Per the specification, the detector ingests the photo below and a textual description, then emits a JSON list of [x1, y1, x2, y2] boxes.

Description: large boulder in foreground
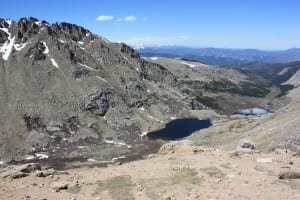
[[0, 163, 41, 179], [232, 139, 259, 156], [238, 139, 256, 149]]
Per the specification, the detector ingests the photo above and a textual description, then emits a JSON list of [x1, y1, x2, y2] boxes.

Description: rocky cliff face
[[0, 17, 188, 163]]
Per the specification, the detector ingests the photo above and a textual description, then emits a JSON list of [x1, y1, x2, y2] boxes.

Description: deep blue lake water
[[147, 118, 212, 140]]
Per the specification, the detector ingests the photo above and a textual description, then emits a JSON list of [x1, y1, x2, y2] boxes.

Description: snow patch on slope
[[50, 58, 59, 68], [0, 36, 15, 60], [14, 43, 27, 51], [58, 39, 65, 44], [96, 76, 107, 83], [0, 27, 9, 35], [42, 41, 49, 54], [78, 63, 96, 71], [181, 61, 196, 68], [34, 21, 42, 26], [0, 26, 16, 60]]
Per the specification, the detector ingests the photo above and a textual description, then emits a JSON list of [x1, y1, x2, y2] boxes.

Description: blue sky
[[1, 0, 300, 50]]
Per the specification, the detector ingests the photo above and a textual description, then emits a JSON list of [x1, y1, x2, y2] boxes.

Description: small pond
[[147, 118, 212, 140], [234, 107, 270, 116]]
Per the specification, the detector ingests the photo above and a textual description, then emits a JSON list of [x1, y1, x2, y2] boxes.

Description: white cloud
[[97, 15, 145, 23], [124, 16, 136, 22], [97, 15, 114, 21]]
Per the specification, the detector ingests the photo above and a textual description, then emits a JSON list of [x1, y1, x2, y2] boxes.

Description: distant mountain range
[[139, 46, 300, 65]]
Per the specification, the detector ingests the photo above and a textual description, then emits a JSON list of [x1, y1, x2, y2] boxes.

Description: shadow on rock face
[[147, 118, 212, 140]]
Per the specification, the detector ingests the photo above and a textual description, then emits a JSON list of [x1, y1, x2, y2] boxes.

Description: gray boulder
[[50, 182, 69, 192], [279, 170, 300, 179], [0, 163, 41, 179], [238, 139, 256, 149], [35, 168, 56, 177], [232, 139, 258, 156]]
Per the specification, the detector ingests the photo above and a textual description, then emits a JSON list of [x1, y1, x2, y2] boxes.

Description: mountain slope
[[0, 17, 186, 163]]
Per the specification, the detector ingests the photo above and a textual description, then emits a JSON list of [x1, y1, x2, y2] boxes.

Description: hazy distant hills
[[139, 46, 300, 65]]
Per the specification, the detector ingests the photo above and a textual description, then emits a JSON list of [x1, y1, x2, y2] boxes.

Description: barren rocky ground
[[0, 141, 299, 200]]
